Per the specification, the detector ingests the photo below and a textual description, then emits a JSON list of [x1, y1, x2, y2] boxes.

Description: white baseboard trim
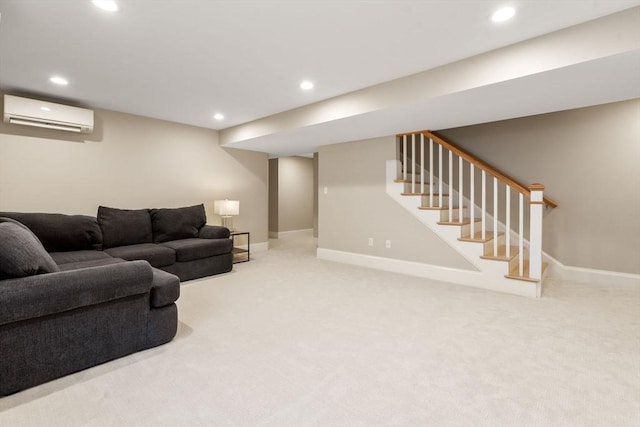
[[270, 229, 313, 238], [316, 248, 639, 296], [317, 247, 479, 281], [316, 248, 542, 298], [543, 252, 640, 287]]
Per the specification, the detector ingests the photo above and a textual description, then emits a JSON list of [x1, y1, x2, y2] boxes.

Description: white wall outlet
[[368, 237, 374, 247], [385, 240, 391, 249]]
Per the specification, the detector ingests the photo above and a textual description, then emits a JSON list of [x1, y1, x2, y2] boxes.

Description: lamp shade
[[214, 200, 239, 216]]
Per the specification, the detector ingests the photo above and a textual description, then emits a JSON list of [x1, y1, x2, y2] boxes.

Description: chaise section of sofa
[[0, 261, 175, 396], [0, 217, 180, 396]]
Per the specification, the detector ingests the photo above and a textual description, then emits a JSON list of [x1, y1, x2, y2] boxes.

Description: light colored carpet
[[1, 231, 639, 427]]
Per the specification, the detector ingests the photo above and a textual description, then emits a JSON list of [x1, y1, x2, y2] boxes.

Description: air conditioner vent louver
[[3, 95, 94, 134]]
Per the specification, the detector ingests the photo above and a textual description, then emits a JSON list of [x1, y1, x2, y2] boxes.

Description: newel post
[[528, 183, 545, 280]]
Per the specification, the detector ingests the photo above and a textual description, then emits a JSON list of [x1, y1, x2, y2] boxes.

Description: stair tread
[[394, 179, 430, 183], [481, 245, 519, 261], [401, 192, 446, 196], [419, 205, 464, 211], [505, 261, 548, 282], [458, 231, 503, 242], [437, 217, 480, 226], [504, 273, 539, 283]]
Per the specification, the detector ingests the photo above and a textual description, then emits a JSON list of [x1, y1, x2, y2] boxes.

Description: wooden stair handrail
[[397, 130, 558, 208]]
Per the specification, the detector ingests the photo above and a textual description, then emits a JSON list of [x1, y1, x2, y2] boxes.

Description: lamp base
[[221, 216, 234, 231]]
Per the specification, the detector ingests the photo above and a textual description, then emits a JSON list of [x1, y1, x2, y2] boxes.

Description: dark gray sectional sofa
[[0, 204, 233, 396], [4, 204, 233, 282]]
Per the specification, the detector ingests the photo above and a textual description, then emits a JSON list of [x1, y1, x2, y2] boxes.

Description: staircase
[[387, 130, 557, 298]]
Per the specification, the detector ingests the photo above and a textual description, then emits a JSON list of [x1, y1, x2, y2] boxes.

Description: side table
[[230, 231, 250, 263]]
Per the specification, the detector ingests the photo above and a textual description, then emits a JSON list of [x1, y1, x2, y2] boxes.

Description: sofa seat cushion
[[150, 204, 207, 243], [150, 268, 180, 308], [0, 219, 60, 279], [159, 238, 232, 262], [105, 244, 175, 268], [57, 257, 127, 272], [98, 206, 153, 249], [50, 250, 113, 266]]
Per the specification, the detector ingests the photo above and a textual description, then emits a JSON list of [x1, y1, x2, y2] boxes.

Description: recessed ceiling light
[[92, 0, 119, 12], [491, 6, 515, 23], [300, 80, 314, 90], [49, 76, 69, 85], [213, 113, 224, 120]]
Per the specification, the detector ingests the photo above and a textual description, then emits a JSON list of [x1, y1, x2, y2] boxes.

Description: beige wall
[[439, 99, 640, 274], [313, 153, 319, 238], [275, 156, 314, 232], [318, 136, 474, 269], [268, 156, 315, 234], [0, 98, 269, 243], [268, 158, 279, 233]]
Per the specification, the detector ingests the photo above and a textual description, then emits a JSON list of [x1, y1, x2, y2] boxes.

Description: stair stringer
[[387, 160, 541, 298]]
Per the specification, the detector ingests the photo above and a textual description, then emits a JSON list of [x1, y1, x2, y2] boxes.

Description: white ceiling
[[1, 0, 639, 155]]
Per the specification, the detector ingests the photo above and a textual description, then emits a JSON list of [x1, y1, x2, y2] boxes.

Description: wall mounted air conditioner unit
[[3, 94, 94, 134]]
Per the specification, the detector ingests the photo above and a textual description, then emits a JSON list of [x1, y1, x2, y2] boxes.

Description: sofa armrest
[[199, 224, 230, 239], [0, 260, 153, 326], [150, 268, 180, 308]]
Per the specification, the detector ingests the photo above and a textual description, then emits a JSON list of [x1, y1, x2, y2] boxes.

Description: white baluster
[[448, 149, 453, 221], [429, 138, 434, 208], [528, 183, 545, 280], [438, 144, 443, 209], [493, 177, 498, 256], [458, 156, 463, 223], [420, 134, 425, 194], [481, 170, 486, 240], [411, 134, 416, 194], [470, 163, 475, 238], [519, 193, 524, 276], [505, 186, 511, 258], [403, 135, 407, 181]]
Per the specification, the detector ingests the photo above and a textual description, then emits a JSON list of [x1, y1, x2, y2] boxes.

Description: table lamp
[[214, 199, 239, 231]]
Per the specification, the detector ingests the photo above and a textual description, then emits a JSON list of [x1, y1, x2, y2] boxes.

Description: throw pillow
[[150, 204, 207, 243], [97, 206, 153, 249], [0, 219, 60, 280]]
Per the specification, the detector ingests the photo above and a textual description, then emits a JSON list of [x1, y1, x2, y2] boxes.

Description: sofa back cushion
[[150, 204, 206, 243], [0, 218, 60, 279], [97, 206, 153, 249], [0, 212, 103, 252]]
